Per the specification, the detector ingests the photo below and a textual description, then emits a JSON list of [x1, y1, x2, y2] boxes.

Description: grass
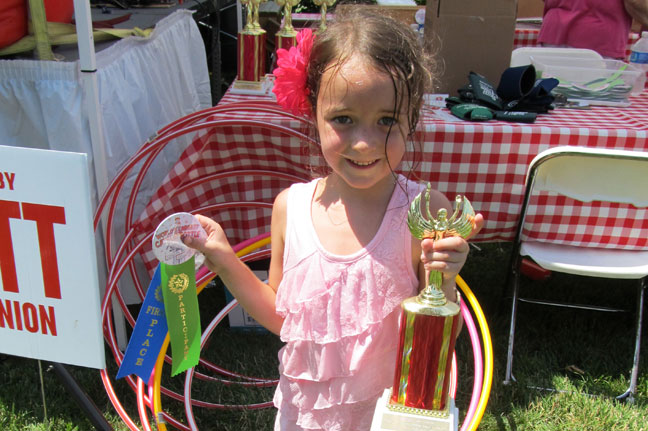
[[1, 243, 647, 430]]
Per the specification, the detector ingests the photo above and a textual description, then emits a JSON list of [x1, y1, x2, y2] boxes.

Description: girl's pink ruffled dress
[[274, 176, 424, 430]]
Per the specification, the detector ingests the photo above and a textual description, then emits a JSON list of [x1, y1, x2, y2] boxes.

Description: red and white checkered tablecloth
[[416, 95, 648, 249], [513, 28, 542, 49], [131, 90, 648, 273]]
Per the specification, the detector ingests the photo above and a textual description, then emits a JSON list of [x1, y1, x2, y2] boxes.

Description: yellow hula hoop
[[152, 236, 271, 430], [152, 335, 169, 431], [456, 274, 494, 431]]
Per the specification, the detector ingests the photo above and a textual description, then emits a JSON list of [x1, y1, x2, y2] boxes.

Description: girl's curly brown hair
[[305, 8, 436, 137]]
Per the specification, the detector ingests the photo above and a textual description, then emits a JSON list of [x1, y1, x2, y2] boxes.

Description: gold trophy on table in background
[[233, 0, 272, 94], [371, 184, 476, 431]]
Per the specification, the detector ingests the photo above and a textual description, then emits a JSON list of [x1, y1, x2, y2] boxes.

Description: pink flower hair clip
[[272, 28, 315, 118]]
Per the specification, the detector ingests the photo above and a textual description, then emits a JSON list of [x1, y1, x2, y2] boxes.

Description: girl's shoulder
[[275, 179, 318, 202], [273, 179, 319, 221], [282, 178, 318, 204], [272, 187, 290, 218], [399, 176, 425, 197]]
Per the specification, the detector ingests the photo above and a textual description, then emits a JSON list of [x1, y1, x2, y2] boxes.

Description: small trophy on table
[[233, 0, 273, 94], [371, 184, 476, 431]]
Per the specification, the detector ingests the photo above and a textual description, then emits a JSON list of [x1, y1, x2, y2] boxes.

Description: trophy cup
[[233, 0, 273, 94], [371, 184, 476, 431]]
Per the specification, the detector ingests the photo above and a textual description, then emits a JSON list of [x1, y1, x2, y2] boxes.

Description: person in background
[[538, 0, 648, 59]]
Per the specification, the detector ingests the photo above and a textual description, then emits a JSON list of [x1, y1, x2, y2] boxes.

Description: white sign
[[0, 145, 105, 369]]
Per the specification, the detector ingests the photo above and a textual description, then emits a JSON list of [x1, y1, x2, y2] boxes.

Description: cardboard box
[[423, 0, 517, 94], [517, 0, 544, 18]]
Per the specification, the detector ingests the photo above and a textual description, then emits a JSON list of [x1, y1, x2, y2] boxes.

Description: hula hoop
[[457, 275, 494, 431], [459, 299, 483, 431]]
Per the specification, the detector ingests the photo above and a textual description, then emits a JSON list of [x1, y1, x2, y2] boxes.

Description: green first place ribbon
[[160, 256, 201, 376]]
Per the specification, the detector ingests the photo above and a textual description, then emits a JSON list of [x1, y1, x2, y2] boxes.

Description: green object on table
[[450, 103, 493, 121]]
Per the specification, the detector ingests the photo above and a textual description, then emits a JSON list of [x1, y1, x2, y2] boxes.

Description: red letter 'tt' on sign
[[0, 200, 66, 299]]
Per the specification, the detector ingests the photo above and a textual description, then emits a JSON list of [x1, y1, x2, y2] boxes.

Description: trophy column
[[371, 185, 476, 431], [233, 0, 271, 93]]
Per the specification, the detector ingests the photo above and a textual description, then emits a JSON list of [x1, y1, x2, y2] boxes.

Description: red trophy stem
[[391, 309, 459, 411], [237, 32, 266, 82]]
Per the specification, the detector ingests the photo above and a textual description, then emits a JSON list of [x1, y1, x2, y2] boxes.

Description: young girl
[[183, 9, 483, 431]]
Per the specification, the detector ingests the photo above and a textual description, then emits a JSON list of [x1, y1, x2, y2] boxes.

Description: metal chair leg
[[504, 259, 522, 385], [616, 277, 646, 403]]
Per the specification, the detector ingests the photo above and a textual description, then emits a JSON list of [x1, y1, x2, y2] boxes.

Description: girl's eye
[[332, 116, 352, 125], [379, 117, 398, 126]]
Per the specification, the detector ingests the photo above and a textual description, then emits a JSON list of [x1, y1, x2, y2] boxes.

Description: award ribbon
[[151, 212, 206, 376], [160, 256, 201, 376], [116, 264, 167, 380]]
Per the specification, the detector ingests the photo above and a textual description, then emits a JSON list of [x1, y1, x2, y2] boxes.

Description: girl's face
[[315, 55, 408, 192]]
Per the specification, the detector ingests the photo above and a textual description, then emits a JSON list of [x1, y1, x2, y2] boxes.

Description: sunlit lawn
[[1, 243, 646, 430]]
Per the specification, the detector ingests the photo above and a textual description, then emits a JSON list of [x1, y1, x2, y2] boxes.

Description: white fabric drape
[[0, 10, 211, 207]]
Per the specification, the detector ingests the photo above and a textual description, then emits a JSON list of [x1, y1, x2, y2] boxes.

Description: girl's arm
[[267, 188, 288, 295], [181, 190, 289, 335]]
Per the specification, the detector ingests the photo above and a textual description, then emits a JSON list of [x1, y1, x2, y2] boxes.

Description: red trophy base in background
[[275, 33, 297, 51], [232, 31, 273, 95]]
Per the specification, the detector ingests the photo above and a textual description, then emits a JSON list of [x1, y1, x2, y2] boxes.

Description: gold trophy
[[233, 0, 272, 94], [275, 0, 299, 51], [371, 184, 475, 431]]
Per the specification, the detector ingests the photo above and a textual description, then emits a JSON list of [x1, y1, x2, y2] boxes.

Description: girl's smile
[[347, 159, 378, 167]]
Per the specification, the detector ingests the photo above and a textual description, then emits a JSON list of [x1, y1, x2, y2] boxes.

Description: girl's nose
[[351, 126, 381, 151]]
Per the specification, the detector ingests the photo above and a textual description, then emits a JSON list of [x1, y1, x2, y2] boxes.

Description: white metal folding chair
[[503, 146, 648, 402]]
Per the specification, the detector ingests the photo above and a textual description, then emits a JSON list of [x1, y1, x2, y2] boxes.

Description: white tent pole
[[73, 0, 108, 197], [73, 0, 128, 350]]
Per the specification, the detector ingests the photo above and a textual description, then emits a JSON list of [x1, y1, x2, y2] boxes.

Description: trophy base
[[230, 75, 275, 96], [370, 389, 458, 431]]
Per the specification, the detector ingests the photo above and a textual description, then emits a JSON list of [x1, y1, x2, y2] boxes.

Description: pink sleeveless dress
[[273, 175, 424, 431]]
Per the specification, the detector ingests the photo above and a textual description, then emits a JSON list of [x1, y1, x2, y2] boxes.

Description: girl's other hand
[[181, 214, 235, 274]]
